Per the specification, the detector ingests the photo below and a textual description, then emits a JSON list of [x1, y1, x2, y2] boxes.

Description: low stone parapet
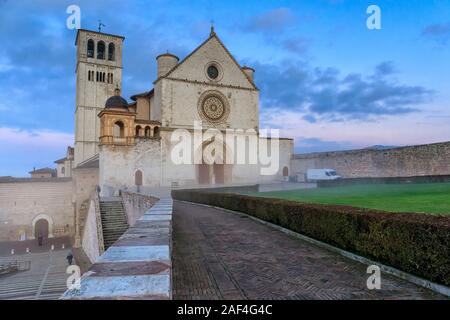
[[120, 191, 159, 226], [61, 197, 173, 300]]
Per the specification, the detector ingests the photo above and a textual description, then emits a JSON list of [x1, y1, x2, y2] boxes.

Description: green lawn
[[250, 183, 450, 215]]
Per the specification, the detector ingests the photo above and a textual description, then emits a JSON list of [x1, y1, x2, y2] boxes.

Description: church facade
[[0, 27, 294, 242], [74, 27, 293, 197]]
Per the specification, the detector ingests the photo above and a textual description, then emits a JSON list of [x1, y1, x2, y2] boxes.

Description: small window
[[97, 41, 105, 59], [108, 43, 115, 61], [88, 71, 91, 81], [207, 65, 219, 79], [61, 167, 65, 175], [87, 39, 94, 58], [135, 170, 143, 186]]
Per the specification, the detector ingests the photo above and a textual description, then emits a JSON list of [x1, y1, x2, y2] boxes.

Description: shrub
[[172, 189, 450, 286]]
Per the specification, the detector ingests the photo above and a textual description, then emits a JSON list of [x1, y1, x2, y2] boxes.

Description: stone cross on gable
[[98, 20, 106, 33]]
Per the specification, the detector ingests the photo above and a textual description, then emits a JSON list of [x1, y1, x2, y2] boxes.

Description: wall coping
[[61, 197, 173, 300]]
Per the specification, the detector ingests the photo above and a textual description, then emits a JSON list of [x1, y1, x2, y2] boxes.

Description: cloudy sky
[[0, 0, 449, 176]]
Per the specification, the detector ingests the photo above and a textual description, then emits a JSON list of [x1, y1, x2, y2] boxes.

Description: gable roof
[[130, 89, 154, 101], [29, 167, 56, 174], [54, 157, 67, 164], [75, 154, 99, 169], [153, 32, 258, 90]]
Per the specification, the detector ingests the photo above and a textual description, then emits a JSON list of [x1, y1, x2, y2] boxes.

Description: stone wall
[[0, 178, 74, 241], [100, 131, 294, 193], [120, 191, 159, 226], [81, 196, 102, 263], [99, 139, 162, 196], [292, 141, 450, 179]]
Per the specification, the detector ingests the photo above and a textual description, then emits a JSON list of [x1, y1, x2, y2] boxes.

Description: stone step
[[99, 200, 129, 250]]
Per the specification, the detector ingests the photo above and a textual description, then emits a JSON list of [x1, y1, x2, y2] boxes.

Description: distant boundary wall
[[292, 141, 450, 180], [317, 175, 450, 188], [0, 178, 74, 241]]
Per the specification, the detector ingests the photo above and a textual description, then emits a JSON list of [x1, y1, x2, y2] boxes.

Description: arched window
[[282, 166, 289, 177], [87, 39, 94, 58], [135, 170, 143, 186], [102, 72, 106, 82], [108, 43, 115, 61], [144, 126, 151, 137], [97, 41, 105, 59], [153, 126, 160, 138], [88, 70, 91, 81], [96, 71, 99, 82], [113, 121, 125, 138], [135, 126, 141, 137]]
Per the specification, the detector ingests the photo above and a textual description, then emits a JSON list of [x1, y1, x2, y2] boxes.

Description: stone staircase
[[99, 199, 129, 250], [0, 250, 69, 300]]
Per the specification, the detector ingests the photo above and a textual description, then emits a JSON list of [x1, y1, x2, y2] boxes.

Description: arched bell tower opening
[[114, 121, 124, 136]]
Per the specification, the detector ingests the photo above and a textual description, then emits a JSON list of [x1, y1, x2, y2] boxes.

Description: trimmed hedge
[[172, 189, 450, 286]]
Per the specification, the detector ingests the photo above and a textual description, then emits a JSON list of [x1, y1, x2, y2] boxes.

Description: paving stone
[[172, 201, 445, 300]]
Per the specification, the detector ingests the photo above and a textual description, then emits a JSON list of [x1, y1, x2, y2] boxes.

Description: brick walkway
[[172, 201, 445, 300]]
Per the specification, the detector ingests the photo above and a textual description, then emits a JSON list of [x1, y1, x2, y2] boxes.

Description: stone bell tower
[[74, 29, 125, 166]]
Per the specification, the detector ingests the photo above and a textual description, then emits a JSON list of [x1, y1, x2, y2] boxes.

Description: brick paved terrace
[[172, 201, 445, 300]]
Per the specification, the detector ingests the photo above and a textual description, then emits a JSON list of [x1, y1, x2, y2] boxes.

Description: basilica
[[0, 27, 293, 244], [74, 27, 293, 197]]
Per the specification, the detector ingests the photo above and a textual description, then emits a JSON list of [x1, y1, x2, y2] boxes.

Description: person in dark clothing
[[37, 233, 43, 246], [67, 251, 74, 265]]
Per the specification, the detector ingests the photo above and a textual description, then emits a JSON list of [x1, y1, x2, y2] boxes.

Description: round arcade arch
[[31, 213, 54, 239]]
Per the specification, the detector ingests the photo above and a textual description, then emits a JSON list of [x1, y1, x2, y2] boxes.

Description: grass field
[[250, 183, 450, 215]]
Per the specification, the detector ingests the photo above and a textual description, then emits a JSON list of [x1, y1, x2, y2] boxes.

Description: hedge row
[[172, 189, 450, 286]]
